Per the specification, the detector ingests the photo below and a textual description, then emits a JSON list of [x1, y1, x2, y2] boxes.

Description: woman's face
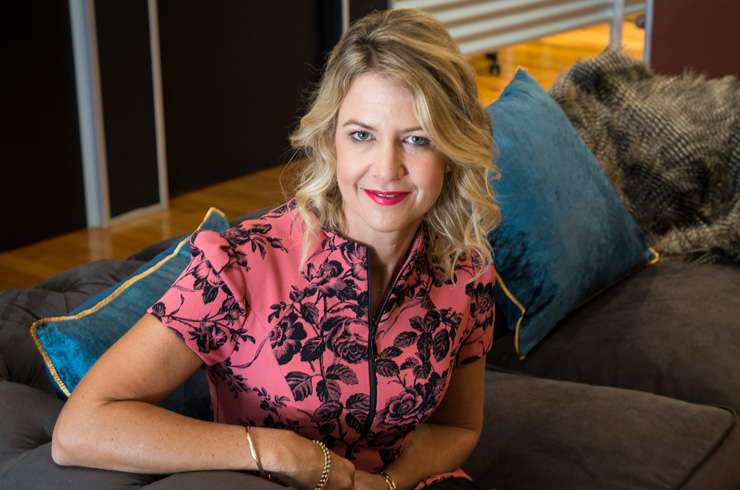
[[334, 72, 447, 242]]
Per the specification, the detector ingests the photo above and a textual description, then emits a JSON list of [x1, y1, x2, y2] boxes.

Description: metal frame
[[69, 0, 110, 228], [341, 0, 350, 33], [642, 0, 654, 65], [69, 0, 169, 229], [148, 0, 169, 211], [391, 0, 650, 61]]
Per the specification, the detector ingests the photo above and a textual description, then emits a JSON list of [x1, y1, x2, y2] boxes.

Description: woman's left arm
[[355, 357, 487, 490]]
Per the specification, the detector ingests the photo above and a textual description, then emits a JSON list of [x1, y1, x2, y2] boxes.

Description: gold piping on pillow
[[28, 207, 226, 397], [494, 270, 527, 360]]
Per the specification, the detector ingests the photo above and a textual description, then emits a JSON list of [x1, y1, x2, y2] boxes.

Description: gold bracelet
[[380, 470, 398, 490], [245, 426, 271, 480], [313, 440, 332, 490]]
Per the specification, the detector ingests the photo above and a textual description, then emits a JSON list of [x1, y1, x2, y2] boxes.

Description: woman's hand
[[270, 432, 356, 490], [324, 453, 357, 490], [352, 470, 388, 490]]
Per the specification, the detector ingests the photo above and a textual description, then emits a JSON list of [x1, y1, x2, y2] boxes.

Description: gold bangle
[[245, 426, 271, 480], [313, 440, 332, 490], [380, 470, 398, 490]]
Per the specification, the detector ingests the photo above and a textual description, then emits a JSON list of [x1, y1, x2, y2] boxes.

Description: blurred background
[[3, 0, 738, 289]]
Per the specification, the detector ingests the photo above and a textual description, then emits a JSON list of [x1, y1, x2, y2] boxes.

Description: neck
[[341, 219, 420, 320], [375, 234, 414, 270], [348, 225, 420, 323], [344, 222, 421, 275]]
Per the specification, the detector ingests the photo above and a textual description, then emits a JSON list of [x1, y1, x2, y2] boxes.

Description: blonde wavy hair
[[288, 8, 501, 281]]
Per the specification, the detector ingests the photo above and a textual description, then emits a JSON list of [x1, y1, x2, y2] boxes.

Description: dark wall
[[95, 0, 161, 217], [350, 1, 389, 24], [318, 0, 390, 68], [3, 2, 87, 252], [157, 1, 324, 197], [317, 0, 343, 69], [651, 0, 740, 79]]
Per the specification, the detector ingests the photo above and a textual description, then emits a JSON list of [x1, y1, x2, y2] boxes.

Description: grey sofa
[[1, 209, 739, 489]]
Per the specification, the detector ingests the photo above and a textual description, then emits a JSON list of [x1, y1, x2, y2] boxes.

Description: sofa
[[1, 206, 739, 489], [3, 54, 740, 488]]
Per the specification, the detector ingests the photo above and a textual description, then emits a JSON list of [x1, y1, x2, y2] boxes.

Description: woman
[[51, 8, 500, 490]]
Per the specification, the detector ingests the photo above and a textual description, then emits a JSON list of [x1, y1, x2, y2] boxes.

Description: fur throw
[[549, 49, 740, 263]]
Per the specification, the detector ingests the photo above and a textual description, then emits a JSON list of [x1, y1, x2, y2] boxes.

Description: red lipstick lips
[[364, 189, 409, 205]]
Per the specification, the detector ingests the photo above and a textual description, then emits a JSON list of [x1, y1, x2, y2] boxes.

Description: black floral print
[[147, 199, 495, 488]]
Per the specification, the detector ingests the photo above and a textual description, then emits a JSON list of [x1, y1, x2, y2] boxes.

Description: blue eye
[[405, 135, 430, 146], [350, 130, 371, 142]]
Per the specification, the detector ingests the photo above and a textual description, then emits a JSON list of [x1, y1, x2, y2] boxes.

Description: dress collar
[[286, 198, 429, 273], [320, 221, 428, 266]]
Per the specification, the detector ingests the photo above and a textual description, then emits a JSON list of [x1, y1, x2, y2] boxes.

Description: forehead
[[337, 72, 421, 126]]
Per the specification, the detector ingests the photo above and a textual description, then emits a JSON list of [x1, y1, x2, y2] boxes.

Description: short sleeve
[[455, 265, 496, 366], [147, 229, 249, 367]]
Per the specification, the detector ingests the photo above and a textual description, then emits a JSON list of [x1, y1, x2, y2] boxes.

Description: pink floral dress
[[147, 200, 495, 489]]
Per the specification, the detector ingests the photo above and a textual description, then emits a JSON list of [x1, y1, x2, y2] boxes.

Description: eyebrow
[[342, 119, 423, 133]]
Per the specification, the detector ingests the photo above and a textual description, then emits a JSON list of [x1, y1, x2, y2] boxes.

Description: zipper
[[362, 248, 412, 437], [363, 266, 379, 436]]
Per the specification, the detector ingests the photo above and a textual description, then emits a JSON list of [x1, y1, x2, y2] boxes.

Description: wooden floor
[[0, 17, 644, 290]]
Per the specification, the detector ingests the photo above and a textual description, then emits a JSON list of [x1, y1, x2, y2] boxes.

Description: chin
[[366, 221, 411, 234], [362, 209, 423, 235]]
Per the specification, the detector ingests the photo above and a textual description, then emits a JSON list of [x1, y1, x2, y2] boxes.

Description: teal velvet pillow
[[30, 208, 230, 420], [487, 69, 658, 358]]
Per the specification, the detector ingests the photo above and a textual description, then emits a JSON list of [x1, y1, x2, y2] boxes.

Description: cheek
[[335, 141, 368, 185], [334, 138, 351, 183], [414, 157, 446, 198]]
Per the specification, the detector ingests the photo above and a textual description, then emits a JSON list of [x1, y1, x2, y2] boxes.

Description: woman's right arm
[[51, 313, 355, 489]]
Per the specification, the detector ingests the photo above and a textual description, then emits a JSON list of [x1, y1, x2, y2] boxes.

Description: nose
[[371, 139, 406, 181]]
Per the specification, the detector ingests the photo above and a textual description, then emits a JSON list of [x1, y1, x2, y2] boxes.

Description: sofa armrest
[[465, 369, 740, 490], [3, 372, 740, 490], [0, 380, 286, 489]]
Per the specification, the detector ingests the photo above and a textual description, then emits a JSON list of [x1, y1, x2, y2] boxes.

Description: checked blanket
[[549, 49, 740, 263]]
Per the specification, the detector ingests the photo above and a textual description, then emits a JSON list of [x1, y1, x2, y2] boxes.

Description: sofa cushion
[[680, 414, 740, 490], [485, 68, 656, 357], [0, 380, 290, 489], [488, 258, 740, 412], [4, 369, 738, 490], [0, 260, 144, 392], [29, 208, 229, 420], [0, 381, 63, 463], [464, 369, 740, 490], [1, 445, 282, 490], [144, 471, 286, 489]]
